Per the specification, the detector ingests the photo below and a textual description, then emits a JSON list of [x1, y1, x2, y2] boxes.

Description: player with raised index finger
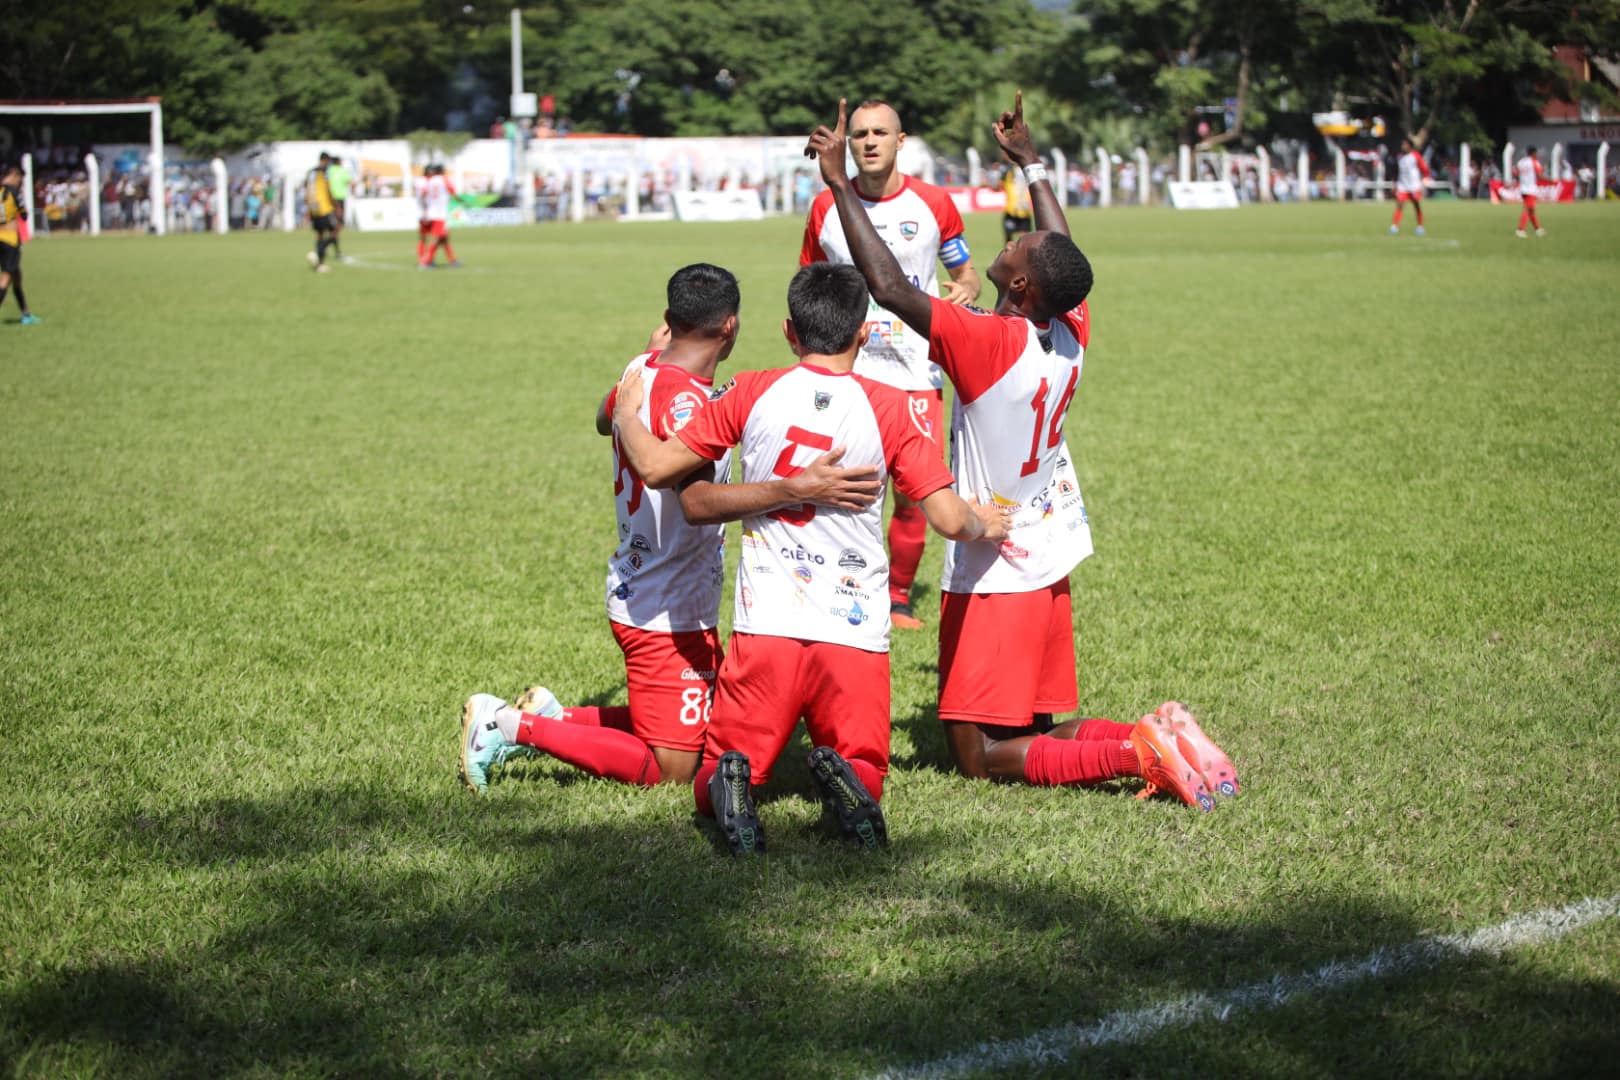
[[806, 93, 1239, 810]]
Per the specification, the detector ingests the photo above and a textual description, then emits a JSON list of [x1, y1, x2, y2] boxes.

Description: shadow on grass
[[3, 784, 1615, 1076]]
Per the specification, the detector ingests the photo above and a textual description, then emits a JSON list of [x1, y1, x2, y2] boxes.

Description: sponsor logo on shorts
[[829, 601, 868, 626], [680, 667, 716, 681], [814, 391, 832, 411], [793, 566, 813, 585], [838, 548, 867, 571], [781, 546, 825, 565]]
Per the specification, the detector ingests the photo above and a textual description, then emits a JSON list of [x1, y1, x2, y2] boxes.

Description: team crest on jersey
[[899, 220, 919, 240], [814, 391, 832, 411], [666, 391, 705, 432], [909, 396, 932, 438]]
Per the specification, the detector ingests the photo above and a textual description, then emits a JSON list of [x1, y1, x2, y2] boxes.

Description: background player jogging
[[1390, 137, 1430, 236], [807, 93, 1238, 811]]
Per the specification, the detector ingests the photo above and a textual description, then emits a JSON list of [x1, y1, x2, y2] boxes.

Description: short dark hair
[[666, 263, 740, 334], [787, 263, 869, 354], [1525, 145, 1538, 155], [1029, 233, 1093, 314]]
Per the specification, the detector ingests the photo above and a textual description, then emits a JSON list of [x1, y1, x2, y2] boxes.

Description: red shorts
[[420, 220, 448, 239], [938, 578, 1078, 726], [610, 621, 722, 753], [904, 389, 946, 458], [704, 631, 891, 784], [1521, 194, 1538, 210], [1396, 190, 1422, 203]]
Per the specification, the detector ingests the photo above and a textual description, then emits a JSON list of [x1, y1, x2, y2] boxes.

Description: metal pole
[[1598, 143, 1610, 200], [1502, 142, 1514, 188], [1050, 148, 1067, 207], [1298, 149, 1310, 201], [1135, 147, 1150, 205], [1094, 147, 1112, 208], [511, 8, 523, 98], [1257, 146, 1271, 202], [1334, 146, 1346, 200], [1177, 144, 1191, 183], [1459, 144, 1471, 198]]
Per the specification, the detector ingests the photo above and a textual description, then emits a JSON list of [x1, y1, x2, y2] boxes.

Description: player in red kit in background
[[417, 164, 460, 268], [801, 100, 982, 631], [459, 264, 881, 795], [1516, 146, 1547, 238], [1390, 137, 1430, 236], [613, 263, 1009, 855], [807, 93, 1240, 812]]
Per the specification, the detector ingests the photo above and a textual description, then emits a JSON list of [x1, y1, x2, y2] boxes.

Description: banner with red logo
[[1488, 180, 1576, 204], [941, 186, 1014, 214]]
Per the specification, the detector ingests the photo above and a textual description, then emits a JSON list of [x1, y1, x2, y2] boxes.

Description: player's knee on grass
[[943, 720, 1034, 782]]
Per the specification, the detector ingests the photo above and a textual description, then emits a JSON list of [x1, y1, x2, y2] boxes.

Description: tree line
[[3, 0, 1616, 156]]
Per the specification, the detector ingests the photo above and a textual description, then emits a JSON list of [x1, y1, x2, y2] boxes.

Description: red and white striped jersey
[[927, 296, 1094, 594], [800, 177, 969, 392], [676, 363, 954, 651], [604, 354, 731, 633], [1516, 156, 1544, 194], [1397, 151, 1429, 194]]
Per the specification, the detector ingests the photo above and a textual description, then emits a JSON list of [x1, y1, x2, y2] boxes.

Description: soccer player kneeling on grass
[[459, 264, 883, 795], [614, 263, 1010, 855], [807, 93, 1239, 811]]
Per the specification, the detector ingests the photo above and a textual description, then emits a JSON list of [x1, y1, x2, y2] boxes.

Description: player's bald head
[[850, 100, 902, 133]]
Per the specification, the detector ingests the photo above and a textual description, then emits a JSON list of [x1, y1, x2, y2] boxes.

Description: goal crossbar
[[0, 98, 166, 235]]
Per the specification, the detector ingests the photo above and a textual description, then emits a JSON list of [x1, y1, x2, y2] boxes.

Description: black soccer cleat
[[808, 747, 888, 850], [708, 751, 765, 856]]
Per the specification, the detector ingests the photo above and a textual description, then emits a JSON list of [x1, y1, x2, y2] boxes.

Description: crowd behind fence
[[15, 141, 1620, 235]]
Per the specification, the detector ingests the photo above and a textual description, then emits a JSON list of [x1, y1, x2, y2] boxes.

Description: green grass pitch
[[2, 200, 1618, 1076]]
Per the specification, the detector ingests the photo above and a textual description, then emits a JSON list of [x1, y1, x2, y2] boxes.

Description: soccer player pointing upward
[[806, 94, 1239, 810], [801, 100, 982, 631]]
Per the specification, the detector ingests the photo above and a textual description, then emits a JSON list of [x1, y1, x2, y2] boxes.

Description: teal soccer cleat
[[459, 693, 516, 794]]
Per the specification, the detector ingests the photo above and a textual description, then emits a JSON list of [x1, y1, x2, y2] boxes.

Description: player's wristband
[[1022, 163, 1049, 186]]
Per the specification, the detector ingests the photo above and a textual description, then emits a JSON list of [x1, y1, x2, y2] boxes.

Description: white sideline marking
[[869, 894, 1620, 1079]]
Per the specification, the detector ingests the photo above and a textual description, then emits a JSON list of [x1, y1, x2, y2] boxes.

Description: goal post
[[0, 98, 165, 235]]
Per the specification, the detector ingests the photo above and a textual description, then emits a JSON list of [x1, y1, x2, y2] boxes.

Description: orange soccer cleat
[[1156, 701, 1239, 798], [1130, 711, 1215, 812]]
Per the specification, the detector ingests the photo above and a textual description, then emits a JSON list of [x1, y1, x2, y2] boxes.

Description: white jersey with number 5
[[604, 354, 730, 633], [675, 363, 954, 651], [926, 296, 1094, 594]]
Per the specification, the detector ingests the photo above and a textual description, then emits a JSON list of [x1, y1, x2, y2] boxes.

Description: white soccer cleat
[[306, 250, 319, 267], [1515, 229, 1528, 239], [1388, 224, 1399, 235], [1535, 228, 1547, 237]]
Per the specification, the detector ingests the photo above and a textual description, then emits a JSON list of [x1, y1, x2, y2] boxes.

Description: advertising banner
[[1487, 180, 1577, 203]]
